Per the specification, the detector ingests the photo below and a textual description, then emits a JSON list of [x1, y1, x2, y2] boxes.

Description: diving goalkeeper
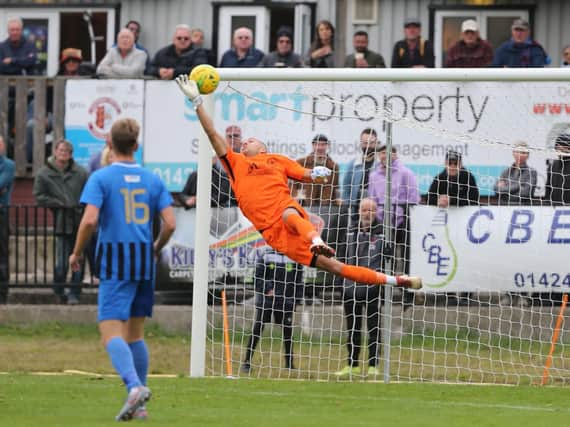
[[175, 75, 421, 290]]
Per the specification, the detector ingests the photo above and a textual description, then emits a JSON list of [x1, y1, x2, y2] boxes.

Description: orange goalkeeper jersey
[[219, 149, 307, 230]]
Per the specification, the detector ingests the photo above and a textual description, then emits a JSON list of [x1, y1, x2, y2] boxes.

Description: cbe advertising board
[[143, 80, 570, 193], [65, 80, 144, 168], [411, 206, 570, 293]]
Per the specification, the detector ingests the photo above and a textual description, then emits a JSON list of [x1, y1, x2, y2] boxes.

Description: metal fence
[[0, 205, 97, 301]]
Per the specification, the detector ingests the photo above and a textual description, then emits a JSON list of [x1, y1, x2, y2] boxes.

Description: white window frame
[[218, 6, 270, 64]]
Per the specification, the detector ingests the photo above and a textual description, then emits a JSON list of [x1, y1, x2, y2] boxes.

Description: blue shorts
[[98, 279, 154, 322]]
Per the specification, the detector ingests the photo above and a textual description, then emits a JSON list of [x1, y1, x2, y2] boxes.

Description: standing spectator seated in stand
[[97, 29, 147, 78], [241, 249, 303, 374], [391, 18, 434, 68], [121, 20, 150, 73], [180, 125, 242, 209], [291, 134, 341, 207], [33, 139, 88, 304], [0, 17, 37, 75], [445, 20, 494, 68], [343, 128, 380, 226], [305, 20, 336, 68], [562, 45, 570, 67], [258, 26, 303, 68], [220, 27, 264, 67], [147, 24, 209, 80], [0, 136, 15, 304], [335, 198, 384, 379], [427, 150, 480, 208], [544, 134, 570, 205], [494, 141, 537, 205], [492, 19, 550, 67], [190, 28, 216, 66], [344, 30, 385, 68], [57, 48, 94, 77]]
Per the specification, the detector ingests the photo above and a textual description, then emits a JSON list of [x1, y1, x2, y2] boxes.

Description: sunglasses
[[227, 134, 241, 138], [177, 36, 190, 41], [278, 39, 292, 44]]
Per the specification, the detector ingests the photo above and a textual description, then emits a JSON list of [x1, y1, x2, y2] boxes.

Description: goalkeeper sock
[[340, 265, 396, 285], [284, 214, 317, 241], [128, 340, 149, 386], [106, 336, 142, 392]]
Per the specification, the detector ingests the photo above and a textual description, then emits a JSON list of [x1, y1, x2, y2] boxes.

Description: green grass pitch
[[0, 374, 568, 426]]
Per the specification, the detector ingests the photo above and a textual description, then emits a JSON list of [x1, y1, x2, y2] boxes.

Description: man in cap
[[344, 30, 385, 68], [492, 18, 549, 67], [494, 142, 537, 205], [427, 150, 479, 208], [545, 134, 570, 205], [445, 19, 494, 68], [258, 26, 303, 68], [391, 18, 434, 68]]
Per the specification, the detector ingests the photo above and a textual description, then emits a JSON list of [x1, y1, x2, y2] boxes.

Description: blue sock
[[106, 336, 142, 391], [128, 340, 149, 386]]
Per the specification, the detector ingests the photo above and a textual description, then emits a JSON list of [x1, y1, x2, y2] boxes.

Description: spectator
[[494, 141, 537, 205], [344, 30, 386, 68], [343, 128, 380, 225], [492, 19, 550, 67], [306, 20, 336, 68], [33, 139, 88, 304], [180, 125, 242, 209], [368, 145, 420, 278], [544, 134, 570, 205], [219, 27, 264, 67], [258, 26, 303, 68], [391, 18, 434, 68], [88, 134, 113, 173], [57, 48, 94, 77], [562, 45, 570, 67], [96, 29, 147, 78], [241, 250, 303, 374], [0, 136, 15, 304], [190, 27, 216, 66], [0, 17, 37, 75], [445, 20, 493, 68], [335, 198, 383, 379], [124, 20, 149, 56], [291, 134, 340, 207], [148, 24, 209, 79], [190, 28, 205, 48], [427, 150, 479, 207]]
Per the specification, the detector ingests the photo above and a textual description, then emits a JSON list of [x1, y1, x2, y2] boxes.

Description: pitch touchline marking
[[225, 389, 568, 414]]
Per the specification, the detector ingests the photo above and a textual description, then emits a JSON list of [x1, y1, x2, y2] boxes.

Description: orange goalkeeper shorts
[[260, 203, 317, 267]]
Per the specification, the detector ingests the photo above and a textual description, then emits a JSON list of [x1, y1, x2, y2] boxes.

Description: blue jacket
[[492, 38, 550, 67], [342, 157, 378, 207], [0, 155, 15, 206], [220, 47, 264, 67], [0, 37, 37, 75]]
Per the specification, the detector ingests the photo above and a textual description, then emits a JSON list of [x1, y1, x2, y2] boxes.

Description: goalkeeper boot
[[310, 238, 335, 258], [115, 386, 152, 422], [334, 365, 361, 378], [396, 275, 423, 290], [241, 361, 251, 374]]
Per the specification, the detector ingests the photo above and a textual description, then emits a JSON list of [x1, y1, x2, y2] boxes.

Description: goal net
[[173, 69, 570, 385]]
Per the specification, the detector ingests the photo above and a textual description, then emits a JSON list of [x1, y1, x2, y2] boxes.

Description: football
[[189, 64, 220, 95]]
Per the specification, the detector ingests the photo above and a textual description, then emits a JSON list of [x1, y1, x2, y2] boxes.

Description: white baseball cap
[[461, 19, 479, 33]]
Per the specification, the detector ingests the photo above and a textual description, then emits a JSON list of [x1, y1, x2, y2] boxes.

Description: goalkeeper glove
[[175, 74, 203, 107], [311, 166, 332, 183]]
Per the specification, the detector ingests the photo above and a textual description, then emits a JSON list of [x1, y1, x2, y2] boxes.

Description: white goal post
[[188, 68, 570, 384]]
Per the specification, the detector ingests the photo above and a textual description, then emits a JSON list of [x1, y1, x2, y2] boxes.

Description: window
[[352, 0, 378, 25]]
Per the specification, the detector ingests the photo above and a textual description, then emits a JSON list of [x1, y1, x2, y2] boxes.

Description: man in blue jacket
[[0, 17, 37, 75], [492, 19, 550, 67]]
